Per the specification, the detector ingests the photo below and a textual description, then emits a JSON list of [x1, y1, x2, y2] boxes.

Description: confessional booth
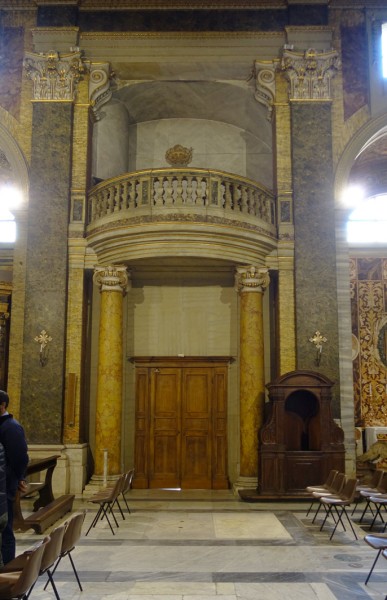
[[259, 370, 345, 497]]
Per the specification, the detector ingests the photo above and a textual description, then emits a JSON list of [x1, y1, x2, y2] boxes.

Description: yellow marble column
[[236, 265, 269, 487], [93, 266, 129, 477]]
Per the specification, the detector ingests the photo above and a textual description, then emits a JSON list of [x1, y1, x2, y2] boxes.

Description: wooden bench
[[22, 493, 75, 534], [13, 455, 75, 533]]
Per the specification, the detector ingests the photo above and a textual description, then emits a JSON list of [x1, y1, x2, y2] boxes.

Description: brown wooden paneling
[[149, 368, 181, 488]]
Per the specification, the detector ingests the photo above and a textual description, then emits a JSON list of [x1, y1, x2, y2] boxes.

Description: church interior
[[0, 0, 387, 597]]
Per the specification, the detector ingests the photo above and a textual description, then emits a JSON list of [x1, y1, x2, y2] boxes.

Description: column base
[[232, 476, 258, 495], [82, 473, 119, 498]]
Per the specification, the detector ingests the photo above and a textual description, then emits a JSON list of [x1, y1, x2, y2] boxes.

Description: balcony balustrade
[[88, 168, 276, 229]]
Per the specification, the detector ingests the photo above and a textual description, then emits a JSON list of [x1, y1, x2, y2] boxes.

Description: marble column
[[236, 266, 269, 488], [93, 266, 129, 478]]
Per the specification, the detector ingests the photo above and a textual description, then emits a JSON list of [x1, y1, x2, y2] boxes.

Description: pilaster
[[281, 47, 341, 413], [19, 49, 85, 443]]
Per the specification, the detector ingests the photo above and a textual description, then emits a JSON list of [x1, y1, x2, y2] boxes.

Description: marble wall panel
[[20, 103, 73, 444], [291, 102, 340, 413]]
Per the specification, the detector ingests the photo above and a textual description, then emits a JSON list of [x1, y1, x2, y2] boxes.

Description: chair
[[366, 494, 387, 531], [351, 469, 383, 515], [319, 478, 359, 540], [121, 468, 135, 514], [305, 470, 338, 517], [86, 474, 126, 536], [308, 472, 346, 524], [0, 536, 49, 600], [44, 511, 86, 593], [364, 532, 387, 585], [1, 524, 66, 600], [358, 471, 387, 524]]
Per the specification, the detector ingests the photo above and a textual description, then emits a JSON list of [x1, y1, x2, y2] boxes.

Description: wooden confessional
[[259, 370, 345, 497]]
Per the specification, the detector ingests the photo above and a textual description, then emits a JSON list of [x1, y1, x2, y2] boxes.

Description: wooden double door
[[134, 357, 229, 489]]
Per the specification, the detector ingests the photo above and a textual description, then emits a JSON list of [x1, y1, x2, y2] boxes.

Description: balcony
[[86, 168, 278, 264]]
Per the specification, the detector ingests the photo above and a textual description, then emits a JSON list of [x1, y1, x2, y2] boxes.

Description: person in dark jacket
[[0, 391, 28, 564], [0, 441, 7, 567]]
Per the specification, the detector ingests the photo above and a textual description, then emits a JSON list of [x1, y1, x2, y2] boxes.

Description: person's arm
[[1, 422, 29, 480]]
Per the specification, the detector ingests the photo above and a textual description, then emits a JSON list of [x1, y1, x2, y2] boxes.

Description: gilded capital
[[24, 50, 86, 101], [236, 265, 270, 293], [89, 62, 113, 120], [93, 265, 130, 294], [280, 48, 340, 101]]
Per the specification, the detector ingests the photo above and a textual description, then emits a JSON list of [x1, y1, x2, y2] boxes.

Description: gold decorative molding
[[93, 265, 130, 294], [165, 144, 193, 167], [89, 62, 113, 120], [235, 265, 270, 293], [24, 50, 86, 102], [281, 47, 340, 101]]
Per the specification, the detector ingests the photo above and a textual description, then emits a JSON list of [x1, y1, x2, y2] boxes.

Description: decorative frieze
[[24, 50, 86, 102], [281, 48, 340, 101]]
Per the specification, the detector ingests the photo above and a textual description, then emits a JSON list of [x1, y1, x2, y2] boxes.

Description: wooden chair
[[319, 478, 359, 540], [44, 511, 86, 594], [0, 536, 49, 600], [86, 474, 126, 536]]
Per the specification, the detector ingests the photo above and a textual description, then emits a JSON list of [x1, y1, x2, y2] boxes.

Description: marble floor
[[13, 489, 387, 600]]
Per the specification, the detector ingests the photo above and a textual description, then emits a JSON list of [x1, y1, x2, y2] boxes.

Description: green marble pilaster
[[20, 102, 73, 443], [291, 103, 340, 412]]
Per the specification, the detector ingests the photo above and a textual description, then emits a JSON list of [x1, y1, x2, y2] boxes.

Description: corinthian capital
[[24, 50, 86, 101], [93, 265, 130, 294], [235, 266, 270, 293], [281, 48, 340, 101]]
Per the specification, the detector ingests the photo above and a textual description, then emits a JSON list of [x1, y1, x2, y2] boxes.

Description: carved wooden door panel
[[181, 368, 212, 489], [149, 368, 181, 488]]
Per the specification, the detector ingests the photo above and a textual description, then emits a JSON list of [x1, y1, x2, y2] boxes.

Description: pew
[[13, 455, 74, 534]]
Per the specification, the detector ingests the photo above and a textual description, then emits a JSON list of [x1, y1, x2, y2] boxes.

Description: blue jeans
[[1, 499, 14, 565]]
